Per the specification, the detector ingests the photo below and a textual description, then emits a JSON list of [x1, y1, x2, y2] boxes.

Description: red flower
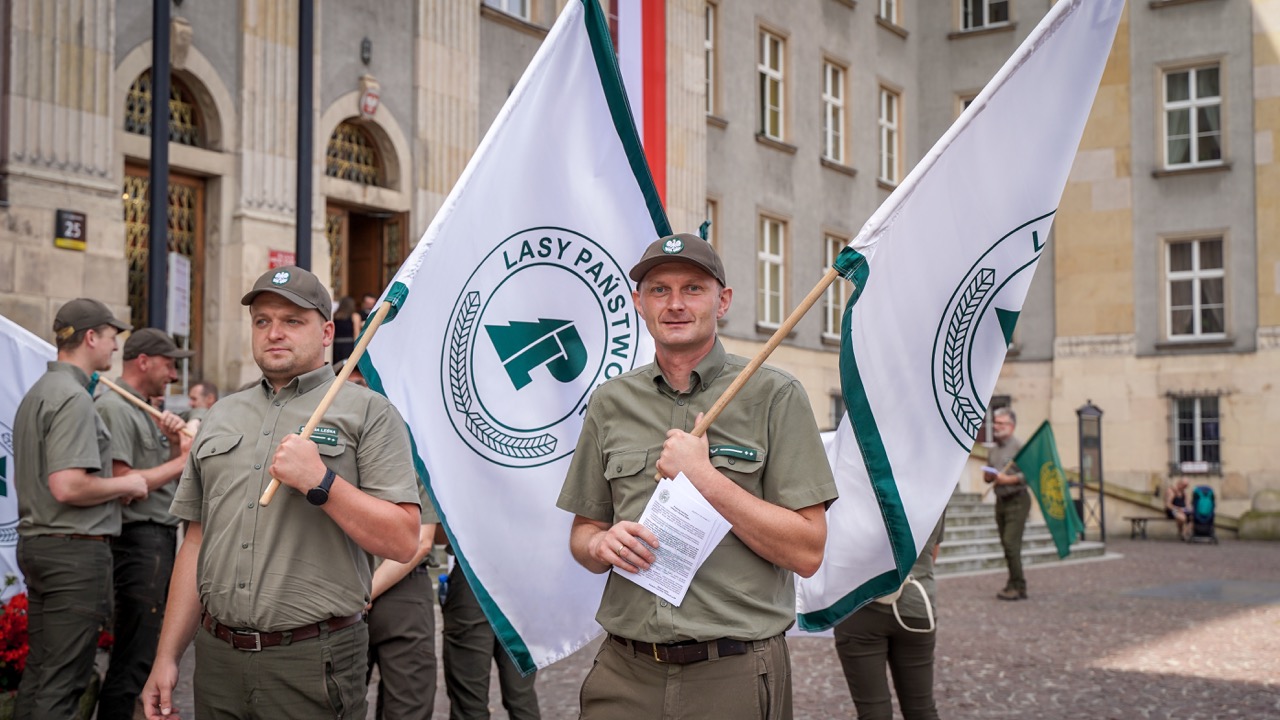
[[0, 591, 29, 692]]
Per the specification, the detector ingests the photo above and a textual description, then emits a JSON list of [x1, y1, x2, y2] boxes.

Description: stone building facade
[[2, 0, 1277, 521]]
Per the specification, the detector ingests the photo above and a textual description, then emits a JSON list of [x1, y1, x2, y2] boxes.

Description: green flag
[[1015, 421, 1084, 558]]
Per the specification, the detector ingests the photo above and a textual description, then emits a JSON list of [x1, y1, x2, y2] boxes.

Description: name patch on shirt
[[708, 445, 758, 462], [299, 425, 340, 446]]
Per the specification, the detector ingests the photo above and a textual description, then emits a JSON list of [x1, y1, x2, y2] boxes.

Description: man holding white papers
[[558, 234, 837, 720]]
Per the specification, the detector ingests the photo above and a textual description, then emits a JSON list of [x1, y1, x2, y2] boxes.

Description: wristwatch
[[307, 467, 337, 506]]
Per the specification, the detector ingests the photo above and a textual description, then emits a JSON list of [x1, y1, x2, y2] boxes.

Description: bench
[[1124, 515, 1176, 540]]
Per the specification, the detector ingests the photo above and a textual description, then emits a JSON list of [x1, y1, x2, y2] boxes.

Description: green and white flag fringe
[[0, 314, 56, 599], [360, 0, 667, 672], [798, 0, 1124, 630]]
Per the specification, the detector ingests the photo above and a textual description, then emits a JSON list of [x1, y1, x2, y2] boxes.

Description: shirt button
[[274, 401, 281, 407], [616, 465, 622, 472], [677, 399, 685, 406], [238, 582, 245, 588], [241, 543, 249, 549], [263, 430, 270, 435], [248, 502, 255, 509], [728, 458, 736, 465], [660, 601, 668, 607], [254, 464, 261, 470]]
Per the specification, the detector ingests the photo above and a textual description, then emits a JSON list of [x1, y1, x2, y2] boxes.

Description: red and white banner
[[614, 0, 665, 202]]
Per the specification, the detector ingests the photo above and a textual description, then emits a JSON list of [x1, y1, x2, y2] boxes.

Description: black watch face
[[307, 487, 328, 505]]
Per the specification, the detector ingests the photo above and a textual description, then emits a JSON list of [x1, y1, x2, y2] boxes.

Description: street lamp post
[[1077, 400, 1105, 542]]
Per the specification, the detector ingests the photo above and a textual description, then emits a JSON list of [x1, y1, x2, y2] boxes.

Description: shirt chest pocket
[[195, 434, 243, 499], [315, 441, 357, 486], [710, 446, 765, 495], [604, 450, 649, 519]]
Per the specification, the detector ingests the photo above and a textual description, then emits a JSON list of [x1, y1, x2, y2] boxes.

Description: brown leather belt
[[201, 611, 364, 652], [610, 633, 749, 664], [44, 533, 109, 542]]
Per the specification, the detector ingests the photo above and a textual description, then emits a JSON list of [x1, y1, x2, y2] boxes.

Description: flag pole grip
[[98, 376, 196, 438], [657, 268, 842, 480], [259, 300, 394, 506]]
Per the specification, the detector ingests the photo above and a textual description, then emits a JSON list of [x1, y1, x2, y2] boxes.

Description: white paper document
[[612, 472, 732, 606]]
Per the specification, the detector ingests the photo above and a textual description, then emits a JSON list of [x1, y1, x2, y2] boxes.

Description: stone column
[[413, 1, 480, 240], [663, 0, 706, 236], [1, 0, 124, 337]]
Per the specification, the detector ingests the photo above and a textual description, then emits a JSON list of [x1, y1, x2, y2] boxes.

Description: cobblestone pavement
[[164, 539, 1279, 719]]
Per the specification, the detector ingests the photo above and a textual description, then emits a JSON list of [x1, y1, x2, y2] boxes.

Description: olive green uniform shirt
[[558, 340, 838, 643], [95, 377, 180, 526], [372, 483, 438, 572], [988, 436, 1026, 500], [15, 362, 120, 537], [170, 365, 419, 631]]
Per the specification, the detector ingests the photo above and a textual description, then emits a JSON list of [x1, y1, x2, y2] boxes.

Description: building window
[[823, 235, 848, 339], [326, 121, 383, 187], [1166, 237, 1225, 339], [1172, 396, 1220, 474], [1163, 64, 1222, 169], [878, 87, 900, 184], [758, 30, 785, 140], [758, 217, 786, 327], [961, 0, 1009, 30], [484, 0, 529, 21], [124, 70, 204, 147], [879, 0, 898, 25], [705, 3, 717, 115], [822, 62, 846, 164]]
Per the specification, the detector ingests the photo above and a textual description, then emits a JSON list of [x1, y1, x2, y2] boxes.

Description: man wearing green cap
[[558, 234, 838, 720], [95, 328, 194, 720], [14, 299, 149, 720], [142, 265, 421, 720]]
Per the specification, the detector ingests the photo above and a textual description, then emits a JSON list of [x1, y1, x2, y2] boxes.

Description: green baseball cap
[[123, 328, 195, 361], [53, 298, 132, 341], [628, 233, 727, 287], [240, 265, 333, 321]]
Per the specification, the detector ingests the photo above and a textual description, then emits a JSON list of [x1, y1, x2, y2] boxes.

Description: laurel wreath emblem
[[448, 291, 557, 459], [943, 269, 994, 440]]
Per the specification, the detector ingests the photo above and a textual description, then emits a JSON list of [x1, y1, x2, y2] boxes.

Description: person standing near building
[[95, 328, 194, 720], [557, 234, 838, 719], [440, 545, 541, 720], [985, 406, 1029, 600], [140, 266, 421, 719], [834, 515, 946, 720], [13, 299, 149, 719], [184, 380, 218, 422]]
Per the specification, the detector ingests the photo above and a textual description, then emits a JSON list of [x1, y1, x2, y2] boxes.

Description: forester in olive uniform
[[985, 406, 1029, 601], [14, 299, 149, 720], [141, 266, 421, 720], [95, 328, 194, 720], [558, 234, 838, 720]]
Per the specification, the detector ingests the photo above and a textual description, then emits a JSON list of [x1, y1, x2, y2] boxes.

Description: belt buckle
[[232, 629, 263, 652]]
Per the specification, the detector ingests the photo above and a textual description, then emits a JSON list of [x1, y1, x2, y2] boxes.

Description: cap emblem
[[662, 238, 684, 254], [272, 271, 290, 285]]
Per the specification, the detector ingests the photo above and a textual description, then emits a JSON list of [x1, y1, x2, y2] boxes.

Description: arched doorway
[[323, 119, 406, 308], [121, 70, 211, 388]]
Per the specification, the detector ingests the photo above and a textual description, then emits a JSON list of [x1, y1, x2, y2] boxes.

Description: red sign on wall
[[268, 250, 296, 269]]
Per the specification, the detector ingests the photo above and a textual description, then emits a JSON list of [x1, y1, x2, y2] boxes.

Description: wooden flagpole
[[656, 267, 843, 479], [259, 299, 394, 506], [98, 376, 195, 438]]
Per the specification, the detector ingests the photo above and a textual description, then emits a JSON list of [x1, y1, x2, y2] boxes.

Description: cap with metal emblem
[[628, 233, 727, 287], [240, 265, 334, 321]]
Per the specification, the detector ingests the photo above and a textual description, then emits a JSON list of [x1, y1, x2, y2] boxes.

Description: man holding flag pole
[[558, 234, 838, 719]]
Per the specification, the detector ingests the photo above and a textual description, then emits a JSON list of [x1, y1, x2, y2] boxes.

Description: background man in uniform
[[95, 328, 194, 720], [339, 362, 443, 720], [440, 537, 541, 720], [985, 406, 1029, 600], [184, 380, 218, 422], [557, 234, 838, 720], [141, 266, 421, 719], [14, 299, 148, 719]]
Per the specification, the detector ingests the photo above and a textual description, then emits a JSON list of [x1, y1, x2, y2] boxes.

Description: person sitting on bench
[[1165, 478, 1193, 542]]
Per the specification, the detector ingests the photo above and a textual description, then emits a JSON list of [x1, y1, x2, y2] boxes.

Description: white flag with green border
[[0, 314, 57, 598], [360, 0, 667, 671], [798, 0, 1124, 629]]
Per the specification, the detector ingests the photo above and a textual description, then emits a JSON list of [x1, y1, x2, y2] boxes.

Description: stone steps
[[935, 491, 1107, 576]]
